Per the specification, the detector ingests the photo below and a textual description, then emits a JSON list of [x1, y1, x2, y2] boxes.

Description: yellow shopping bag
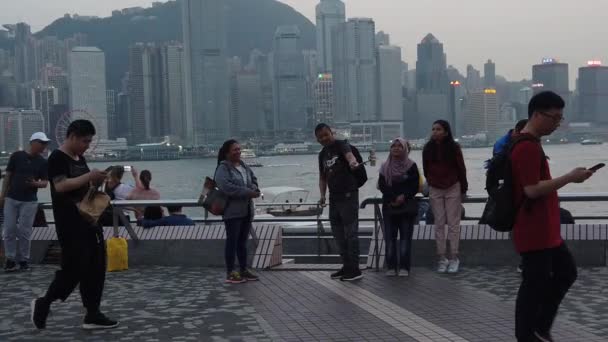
[[106, 237, 128, 272]]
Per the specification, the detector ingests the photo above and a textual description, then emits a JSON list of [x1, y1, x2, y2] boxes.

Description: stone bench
[[367, 224, 608, 268], [27, 224, 283, 269]]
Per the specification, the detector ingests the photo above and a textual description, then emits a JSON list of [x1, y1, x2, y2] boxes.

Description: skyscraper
[[230, 70, 265, 138], [14, 23, 37, 83], [272, 25, 307, 131], [0, 109, 45, 152], [466, 64, 482, 93], [31, 86, 58, 133], [464, 89, 499, 137], [68, 47, 108, 139], [416, 34, 447, 94], [376, 31, 390, 46], [161, 43, 186, 141], [377, 45, 403, 121], [315, 0, 345, 72], [314, 73, 334, 124], [182, 0, 229, 145], [578, 60, 608, 124], [332, 18, 377, 123], [106, 89, 117, 139], [484, 59, 496, 89]]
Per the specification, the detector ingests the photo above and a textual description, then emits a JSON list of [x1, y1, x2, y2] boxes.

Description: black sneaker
[[341, 270, 363, 281], [330, 268, 345, 279], [19, 262, 30, 271], [4, 259, 18, 273], [82, 312, 119, 330], [31, 298, 51, 330], [240, 269, 259, 281]]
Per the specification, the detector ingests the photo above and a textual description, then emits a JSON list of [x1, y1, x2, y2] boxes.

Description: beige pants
[[429, 183, 462, 258]]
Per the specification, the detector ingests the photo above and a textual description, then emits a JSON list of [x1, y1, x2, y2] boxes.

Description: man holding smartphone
[[1, 132, 50, 272], [31, 120, 118, 330], [511, 92, 596, 341]]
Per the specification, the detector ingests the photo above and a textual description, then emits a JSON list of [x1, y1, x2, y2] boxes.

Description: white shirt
[[113, 183, 134, 200]]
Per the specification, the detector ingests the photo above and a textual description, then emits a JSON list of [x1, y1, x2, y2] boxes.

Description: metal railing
[[38, 193, 608, 260]]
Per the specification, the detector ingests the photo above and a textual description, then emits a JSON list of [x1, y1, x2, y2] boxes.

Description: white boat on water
[[256, 187, 323, 217], [241, 149, 263, 167], [241, 149, 257, 158], [581, 139, 603, 145]]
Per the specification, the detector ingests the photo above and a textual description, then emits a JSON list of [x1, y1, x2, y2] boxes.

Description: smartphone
[[589, 163, 605, 172], [123, 165, 132, 172]]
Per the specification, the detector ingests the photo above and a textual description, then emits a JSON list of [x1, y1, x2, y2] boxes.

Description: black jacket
[[378, 164, 420, 204]]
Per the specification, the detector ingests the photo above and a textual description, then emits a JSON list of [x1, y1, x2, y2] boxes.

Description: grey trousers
[[2, 197, 38, 262]]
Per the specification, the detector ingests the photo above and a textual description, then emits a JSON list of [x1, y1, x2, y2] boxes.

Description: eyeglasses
[[539, 111, 564, 123]]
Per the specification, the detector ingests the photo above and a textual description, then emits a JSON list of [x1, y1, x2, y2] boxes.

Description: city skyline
[[2, 0, 607, 85]]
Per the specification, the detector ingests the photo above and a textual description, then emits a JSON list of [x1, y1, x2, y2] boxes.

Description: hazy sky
[[2, 0, 607, 82]]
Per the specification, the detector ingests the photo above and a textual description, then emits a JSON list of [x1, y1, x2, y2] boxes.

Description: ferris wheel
[[54, 109, 100, 152]]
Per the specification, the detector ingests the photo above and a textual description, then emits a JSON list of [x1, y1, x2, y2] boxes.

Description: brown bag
[[78, 185, 111, 224]]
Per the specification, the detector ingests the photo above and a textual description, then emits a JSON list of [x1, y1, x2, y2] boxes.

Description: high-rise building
[[376, 31, 390, 47], [416, 34, 447, 94], [68, 47, 108, 139], [31, 86, 58, 133], [464, 89, 499, 137], [116, 92, 130, 139], [230, 70, 265, 137], [106, 89, 117, 139], [315, 0, 345, 72], [182, 0, 229, 145], [484, 59, 496, 89], [466, 64, 482, 93], [532, 58, 571, 118], [314, 73, 334, 124], [40, 64, 69, 105], [248, 51, 274, 132], [160, 44, 186, 141], [377, 45, 403, 121], [14, 23, 37, 83], [128, 43, 167, 144], [35, 36, 66, 77], [303, 50, 319, 129], [578, 60, 608, 124], [0, 109, 45, 152], [272, 25, 306, 131], [332, 18, 377, 123]]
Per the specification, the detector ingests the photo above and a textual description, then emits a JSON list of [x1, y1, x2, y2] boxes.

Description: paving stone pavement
[[1, 265, 606, 341]]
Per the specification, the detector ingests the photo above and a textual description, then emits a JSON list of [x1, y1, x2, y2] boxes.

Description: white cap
[[30, 132, 51, 142]]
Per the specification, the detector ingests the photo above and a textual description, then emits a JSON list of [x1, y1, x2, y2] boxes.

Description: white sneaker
[[385, 269, 397, 277], [437, 258, 449, 273], [447, 259, 460, 274], [398, 270, 409, 277]]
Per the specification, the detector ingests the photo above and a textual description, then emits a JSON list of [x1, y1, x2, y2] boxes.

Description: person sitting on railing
[[378, 138, 420, 277], [423, 120, 468, 274], [215, 139, 260, 284], [138, 206, 194, 229]]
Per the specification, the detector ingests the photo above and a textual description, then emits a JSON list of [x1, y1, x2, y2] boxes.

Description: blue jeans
[[382, 209, 415, 271], [2, 197, 38, 262], [224, 216, 252, 273]]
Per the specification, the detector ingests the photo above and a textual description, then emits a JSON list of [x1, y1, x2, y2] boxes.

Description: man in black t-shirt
[[1, 132, 49, 272], [30, 120, 118, 331], [316, 123, 363, 281]]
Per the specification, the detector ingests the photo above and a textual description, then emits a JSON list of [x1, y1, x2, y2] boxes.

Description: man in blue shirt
[[139, 206, 195, 228], [493, 119, 528, 156]]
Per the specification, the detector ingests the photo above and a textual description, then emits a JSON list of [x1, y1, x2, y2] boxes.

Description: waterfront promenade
[[1, 265, 607, 341]]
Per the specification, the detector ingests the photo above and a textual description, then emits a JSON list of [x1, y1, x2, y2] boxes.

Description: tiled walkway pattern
[[1, 266, 606, 341]]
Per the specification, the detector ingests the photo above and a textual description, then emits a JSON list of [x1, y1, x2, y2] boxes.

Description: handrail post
[[316, 203, 322, 262], [115, 208, 139, 244], [374, 203, 380, 272]]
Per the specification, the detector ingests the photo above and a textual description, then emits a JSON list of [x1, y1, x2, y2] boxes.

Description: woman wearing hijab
[[378, 138, 420, 277]]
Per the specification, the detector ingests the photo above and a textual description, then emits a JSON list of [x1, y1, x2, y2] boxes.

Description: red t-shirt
[[511, 137, 562, 253]]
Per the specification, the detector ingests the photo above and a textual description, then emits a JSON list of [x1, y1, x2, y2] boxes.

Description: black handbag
[[199, 177, 228, 216], [386, 199, 418, 217]]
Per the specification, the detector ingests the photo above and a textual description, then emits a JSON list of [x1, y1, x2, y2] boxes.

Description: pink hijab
[[380, 138, 415, 186]]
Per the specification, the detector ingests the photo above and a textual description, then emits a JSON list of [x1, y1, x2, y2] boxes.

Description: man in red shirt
[[511, 91, 595, 342]]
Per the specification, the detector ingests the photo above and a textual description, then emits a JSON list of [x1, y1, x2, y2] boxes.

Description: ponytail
[[140, 170, 152, 190]]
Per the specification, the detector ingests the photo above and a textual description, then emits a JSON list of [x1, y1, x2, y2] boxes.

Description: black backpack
[[480, 135, 544, 232], [347, 143, 368, 188]]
